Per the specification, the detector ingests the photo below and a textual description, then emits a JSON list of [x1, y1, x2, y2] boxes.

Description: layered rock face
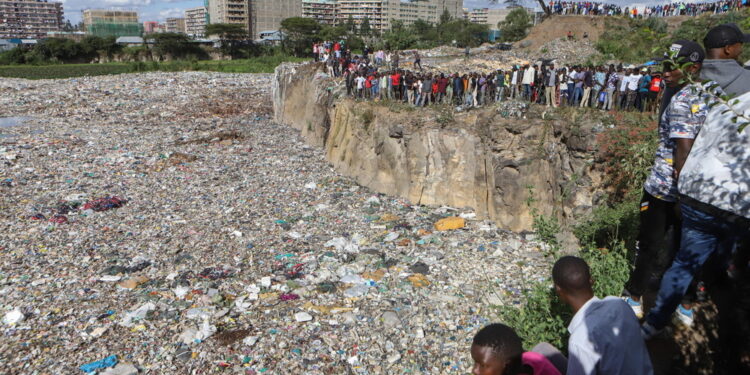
[[273, 63, 604, 232]]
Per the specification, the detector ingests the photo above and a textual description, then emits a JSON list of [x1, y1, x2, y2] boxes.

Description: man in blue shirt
[[554, 256, 654, 375]]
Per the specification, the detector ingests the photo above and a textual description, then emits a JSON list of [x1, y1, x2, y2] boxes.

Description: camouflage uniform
[[625, 82, 710, 298], [643, 83, 710, 202]]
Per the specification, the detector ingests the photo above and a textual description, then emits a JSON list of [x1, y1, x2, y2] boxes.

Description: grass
[[0, 63, 132, 79], [0, 55, 308, 80]]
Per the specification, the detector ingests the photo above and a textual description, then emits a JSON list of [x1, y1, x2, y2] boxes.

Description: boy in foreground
[[471, 323, 563, 375]]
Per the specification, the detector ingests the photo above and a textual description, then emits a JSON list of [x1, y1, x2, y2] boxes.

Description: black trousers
[[626, 190, 691, 300]]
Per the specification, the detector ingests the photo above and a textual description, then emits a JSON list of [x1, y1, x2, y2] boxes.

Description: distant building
[[258, 29, 285, 45], [469, 8, 511, 30], [302, 0, 337, 26], [208, 0, 250, 33], [185, 7, 208, 38], [0, 0, 64, 39], [336, 0, 463, 32], [166, 17, 186, 34], [47, 31, 86, 41], [116, 36, 144, 46], [143, 21, 160, 34], [83, 9, 143, 37], [0, 38, 13, 51], [249, 0, 302, 40]]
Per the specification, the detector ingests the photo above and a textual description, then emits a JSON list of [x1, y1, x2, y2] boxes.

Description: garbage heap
[[1, 71, 559, 373]]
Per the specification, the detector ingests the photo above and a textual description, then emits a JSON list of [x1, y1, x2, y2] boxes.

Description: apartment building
[[185, 6, 208, 38], [83, 10, 143, 37], [336, 0, 463, 32], [208, 0, 249, 32], [143, 21, 159, 34], [0, 0, 64, 39], [166, 17, 186, 34], [302, 0, 337, 26], [468, 8, 510, 30], [249, 0, 302, 40]]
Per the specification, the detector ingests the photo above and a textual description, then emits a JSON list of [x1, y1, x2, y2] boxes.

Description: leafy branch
[[660, 49, 750, 133]]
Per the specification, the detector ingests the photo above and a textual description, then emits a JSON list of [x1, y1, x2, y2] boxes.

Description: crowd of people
[[463, 22, 750, 375], [550, 0, 749, 17], [340, 58, 666, 114]]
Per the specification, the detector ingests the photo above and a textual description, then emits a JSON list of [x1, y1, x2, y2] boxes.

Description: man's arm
[[673, 138, 695, 181]]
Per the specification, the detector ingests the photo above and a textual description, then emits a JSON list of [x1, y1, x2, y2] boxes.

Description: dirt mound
[[519, 15, 620, 49]]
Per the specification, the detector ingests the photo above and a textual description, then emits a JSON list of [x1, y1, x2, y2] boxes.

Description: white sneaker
[[673, 305, 695, 328]]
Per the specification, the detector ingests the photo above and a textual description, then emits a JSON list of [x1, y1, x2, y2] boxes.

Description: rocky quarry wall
[[273, 63, 605, 232]]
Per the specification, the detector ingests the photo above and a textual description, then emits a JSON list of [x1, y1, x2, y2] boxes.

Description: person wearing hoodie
[[700, 23, 750, 96]]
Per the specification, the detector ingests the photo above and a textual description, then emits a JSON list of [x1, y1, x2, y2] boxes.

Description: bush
[[595, 9, 750, 63], [499, 8, 532, 42], [497, 242, 631, 350], [596, 112, 658, 198]]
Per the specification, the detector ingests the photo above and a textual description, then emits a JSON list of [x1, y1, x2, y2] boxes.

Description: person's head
[[470, 323, 524, 375], [703, 23, 749, 61], [552, 256, 593, 307], [663, 40, 705, 88]]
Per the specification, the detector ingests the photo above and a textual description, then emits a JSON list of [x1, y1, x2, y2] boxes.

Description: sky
[[61, 0, 689, 24]]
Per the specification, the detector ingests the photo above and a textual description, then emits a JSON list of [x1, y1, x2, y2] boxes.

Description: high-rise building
[[185, 7, 208, 38], [468, 8, 511, 30], [249, 0, 302, 40], [336, 0, 463, 32], [166, 17, 186, 33], [0, 0, 64, 39], [82, 10, 143, 37], [302, 0, 337, 26], [468, 7, 528, 30], [207, 0, 250, 33]]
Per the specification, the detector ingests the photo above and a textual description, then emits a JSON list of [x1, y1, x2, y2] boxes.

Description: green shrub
[[497, 241, 631, 351]]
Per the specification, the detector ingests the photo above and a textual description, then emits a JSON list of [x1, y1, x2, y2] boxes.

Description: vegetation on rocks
[[498, 110, 657, 350], [595, 9, 750, 63]]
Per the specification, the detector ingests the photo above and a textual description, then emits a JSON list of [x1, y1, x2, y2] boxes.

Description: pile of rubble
[[0, 72, 555, 373]]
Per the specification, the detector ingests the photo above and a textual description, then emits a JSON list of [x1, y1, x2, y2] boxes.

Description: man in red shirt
[[391, 71, 402, 100]]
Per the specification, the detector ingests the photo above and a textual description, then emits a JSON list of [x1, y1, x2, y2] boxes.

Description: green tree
[[382, 19, 418, 50], [152, 33, 204, 60], [499, 8, 532, 42], [206, 23, 249, 58], [345, 15, 357, 34], [439, 19, 489, 47], [280, 17, 322, 56], [320, 25, 347, 42], [359, 16, 372, 37], [439, 9, 452, 26]]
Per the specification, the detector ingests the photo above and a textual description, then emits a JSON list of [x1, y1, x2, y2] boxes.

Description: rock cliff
[[273, 63, 605, 232]]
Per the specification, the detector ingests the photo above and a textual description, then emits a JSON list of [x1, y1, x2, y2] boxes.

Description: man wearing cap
[[700, 23, 750, 96], [624, 40, 709, 329]]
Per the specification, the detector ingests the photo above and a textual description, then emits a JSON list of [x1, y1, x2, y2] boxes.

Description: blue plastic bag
[[80, 355, 118, 373]]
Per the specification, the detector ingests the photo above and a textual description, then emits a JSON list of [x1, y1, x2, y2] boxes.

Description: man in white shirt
[[522, 64, 535, 100], [625, 71, 641, 110], [553, 256, 654, 375], [618, 68, 630, 109], [510, 67, 519, 99]]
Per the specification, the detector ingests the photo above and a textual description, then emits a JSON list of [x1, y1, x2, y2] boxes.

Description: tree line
[[280, 8, 533, 56], [0, 9, 535, 65]]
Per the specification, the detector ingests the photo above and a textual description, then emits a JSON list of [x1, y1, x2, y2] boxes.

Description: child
[[471, 324, 562, 375]]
